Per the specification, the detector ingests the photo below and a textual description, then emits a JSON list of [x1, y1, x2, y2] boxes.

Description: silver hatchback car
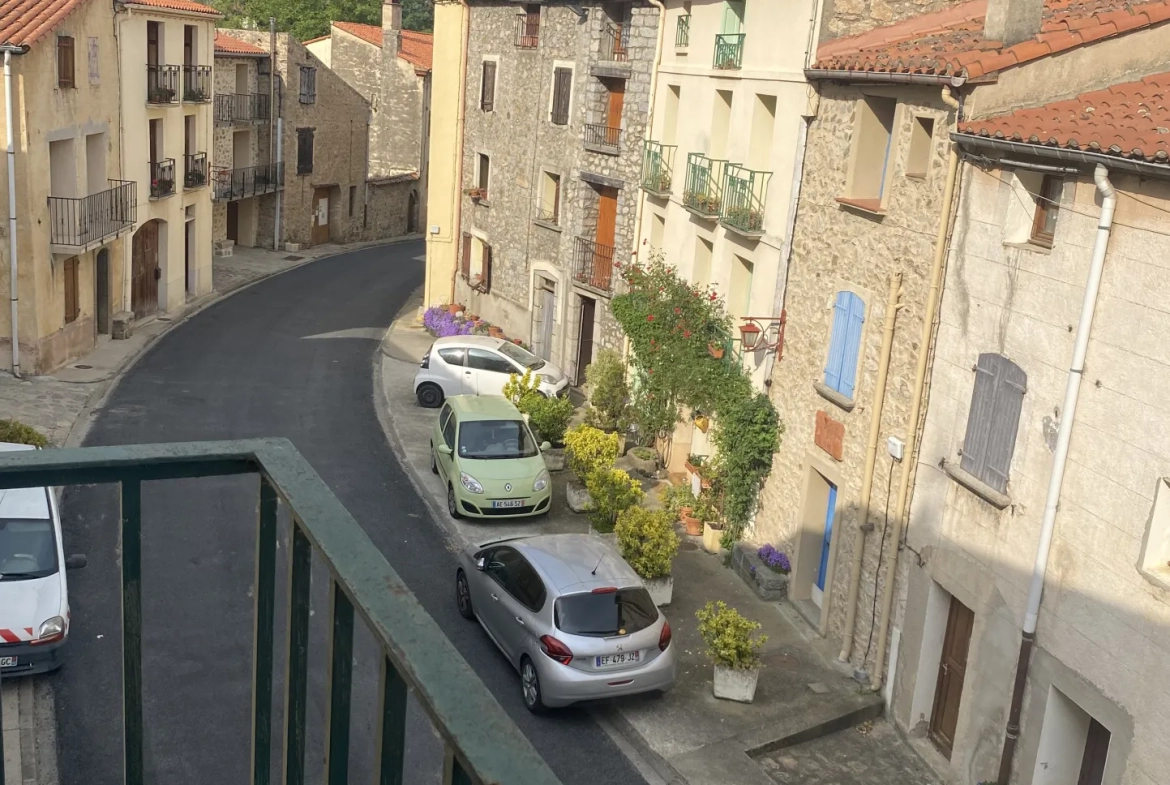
[[455, 534, 677, 712]]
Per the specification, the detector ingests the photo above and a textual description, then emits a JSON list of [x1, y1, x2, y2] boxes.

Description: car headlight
[[33, 616, 65, 645], [460, 472, 484, 494], [533, 469, 550, 492], [539, 374, 557, 386]]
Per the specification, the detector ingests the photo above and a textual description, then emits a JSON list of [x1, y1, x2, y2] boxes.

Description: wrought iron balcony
[[0, 440, 562, 785], [213, 162, 284, 202], [676, 14, 690, 47], [214, 93, 271, 126], [721, 164, 771, 236], [183, 153, 208, 189], [642, 141, 677, 197], [149, 159, 176, 199], [573, 236, 615, 293], [683, 153, 732, 219], [713, 33, 745, 70], [602, 23, 628, 62], [146, 64, 180, 104], [47, 180, 136, 253], [182, 65, 212, 102], [515, 12, 539, 48], [584, 123, 621, 153]]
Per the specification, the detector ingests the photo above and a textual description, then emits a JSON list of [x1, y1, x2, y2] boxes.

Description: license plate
[[492, 499, 525, 509], [0, 656, 16, 668], [595, 651, 641, 668]]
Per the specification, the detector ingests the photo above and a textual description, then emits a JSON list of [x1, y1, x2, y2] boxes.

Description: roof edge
[[951, 132, 1170, 179], [805, 68, 968, 86], [119, 1, 224, 19]]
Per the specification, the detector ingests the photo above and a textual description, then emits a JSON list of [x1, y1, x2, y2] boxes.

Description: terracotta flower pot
[[448, 303, 465, 315], [681, 510, 703, 537], [708, 342, 725, 359], [489, 326, 505, 339]]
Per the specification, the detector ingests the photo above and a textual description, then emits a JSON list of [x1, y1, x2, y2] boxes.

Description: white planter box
[[713, 664, 759, 703], [702, 523, 724, 554], [644, 576, 673, 606]]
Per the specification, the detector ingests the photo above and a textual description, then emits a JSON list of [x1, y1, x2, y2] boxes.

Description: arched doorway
[[407, 190, 418, 234], [131, 220, 161, 318], [96, 248, 110, 334]]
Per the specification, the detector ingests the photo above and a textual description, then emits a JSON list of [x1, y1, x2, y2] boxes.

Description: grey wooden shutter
[[960, 353, 1026, 493], [481, 61, 496, 111], [461, 232, 472, 280], [551, 68, 571, 125], [480, 244, 493, 293]]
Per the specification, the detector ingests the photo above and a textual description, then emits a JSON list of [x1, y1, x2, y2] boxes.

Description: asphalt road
[[53, 242, 648, 785]]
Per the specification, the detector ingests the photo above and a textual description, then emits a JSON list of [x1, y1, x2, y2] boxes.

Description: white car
[[0, 442, 86, 676], [414, 336, 570, 408]]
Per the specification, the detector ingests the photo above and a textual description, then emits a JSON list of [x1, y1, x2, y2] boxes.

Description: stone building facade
[[455, 0, 659, 385]]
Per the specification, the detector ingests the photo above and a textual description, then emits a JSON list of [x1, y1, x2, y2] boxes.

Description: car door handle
[[514, 616, 525, 626], [491, 593, 500, 602]]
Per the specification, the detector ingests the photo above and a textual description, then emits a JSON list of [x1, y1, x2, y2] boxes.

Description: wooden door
[[605, 80, 625, 132], [575, 297, 596, 386], [311, 187, 330, 246], [226, 202, 239, 242], [593, 187, 618, 288], [146, 22, 159, 66], [929, 596, 975, 759], [95, 249, 109, 335], [184, 221, 192, 294], [1077, 719, 1110, 785], [131, 221, 159, 319]]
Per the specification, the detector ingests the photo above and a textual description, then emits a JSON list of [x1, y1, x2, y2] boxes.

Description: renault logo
[[504, 483, 512, 492]]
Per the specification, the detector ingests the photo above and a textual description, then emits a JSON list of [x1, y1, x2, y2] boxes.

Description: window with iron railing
[[516, 5, 540, 47], [149, 159, 176, 198], [675, 14, 690, 47]]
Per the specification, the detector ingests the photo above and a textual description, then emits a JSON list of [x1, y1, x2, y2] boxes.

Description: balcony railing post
[[375, 656, 408, 785], [121, 479, 145, 785], [250, 477, 278, 785], [325, 582, 354, 785], [282, 523, 312, 785]]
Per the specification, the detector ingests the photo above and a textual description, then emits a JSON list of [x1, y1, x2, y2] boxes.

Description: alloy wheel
[[522, 660, 540, 711], [456, 571, 474, 619]]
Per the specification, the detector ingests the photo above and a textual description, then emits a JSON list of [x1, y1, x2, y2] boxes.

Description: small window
[[538, 171, 561, 223], [442, 410, 456, 448], [1031, 176, 1062, 248], [550, 67, 572, 126], [520, 4, 541, 48], [823, 291, 865, 400], [485, 547, 546, 612], [348, 185, 357, 217], [298, 65, 316, 104], [477, 153, 490, 197], [296, 127, 314, 174], [467, 348, 515, 375], [480, 60, 497, 112], [57, 36, 75, 88], [473, 241, 492, 293], [63, 256, 80, 323], [958, 353, 1026, 495], [906, 116, 934, 178], [844, 96, 897, 209], [437, 347, 466, 366]]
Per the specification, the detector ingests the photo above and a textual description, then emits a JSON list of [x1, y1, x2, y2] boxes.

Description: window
[[823, 291, 866, 400], [480, 60, 496, 112], [538, 171, 561, 223], [730, 256, 753, 321], [474, 241, 492, 292], [1032, 687, 1111, 785], [348, 185, 357, 217], [57, 36, 75, 88], [957, 353, 1026, 495], [662, 84, 680, 146], [747, 94, 776, 170], [483, 547, 547, 612], [650, 212, 665, 249], [183, 25, 195, 66], [843, 96, 897, 209], [517, 4, 540, 48], [1031, 175, 1062, 247], [906, 116, 934, 178], [146, 21, 161, 67], [693, 237, 712, 288], [299, 65, 316, 103], [555, 587, 658, 637], [437, 347, 466, 366], [296, 128, 314, 174], [63, 257, 80, 323], [477, 153, 490, 197], [1138, 479, 1170, 584], [550, 67, 572, 125], [461, 231, 472, 280], [442, 407, 456, 448], [710, 89, 732, 160], [461, 233, 492, 292], [467, 348, 513, 375]]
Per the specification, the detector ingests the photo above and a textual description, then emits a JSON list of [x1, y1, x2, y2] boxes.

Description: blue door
[[817, 483, 837, 591]]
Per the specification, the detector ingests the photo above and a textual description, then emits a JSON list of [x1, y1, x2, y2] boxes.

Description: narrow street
[[52, 241, 647, 784]]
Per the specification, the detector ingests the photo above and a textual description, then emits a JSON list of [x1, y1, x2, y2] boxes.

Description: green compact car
[[430, 396, 553, 519]]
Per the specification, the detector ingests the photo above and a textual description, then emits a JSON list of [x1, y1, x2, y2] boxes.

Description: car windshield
[[554, 588, 659, 637], [0, 519, 58, 580], [458, 419, 540, 460], [497, 341, 545, 371]]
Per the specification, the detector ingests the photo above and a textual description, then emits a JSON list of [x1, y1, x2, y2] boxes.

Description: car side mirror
[[438, 444, 452, 456], [65, 554, 87, 570], [540, 441, 552, 452], [475, 557, 486, 572]]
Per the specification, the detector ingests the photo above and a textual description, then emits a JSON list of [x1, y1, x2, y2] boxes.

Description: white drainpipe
[[4, 47, 22, 377]]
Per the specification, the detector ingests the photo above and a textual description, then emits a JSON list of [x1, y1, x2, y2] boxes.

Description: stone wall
[[820, 0, 963, 41], [329, 28, 381, 103]]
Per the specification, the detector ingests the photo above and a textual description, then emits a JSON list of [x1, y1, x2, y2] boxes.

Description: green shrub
[[660, 484, 697, 520], [0, 420, 48, 448], [585, 467, 643, 533], [563, 424, 620, 484], [526, 395, 574, 446], [583, 349, 630, 433], [695, 601, 767, 670], [630, 446, 655, 461], [502, 370, 542, 411], [615, 506, 678, 580]]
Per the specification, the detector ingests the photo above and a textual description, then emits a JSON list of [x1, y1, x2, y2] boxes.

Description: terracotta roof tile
[[957, 71, 1170, 164], [215, 30, 267, 56], [813, 0, 1170, 79], [302, 33, 328, 45], [333, 19, 382, 46], [125, 0, 220, 16], [320, 21, 432, 71], [0, 0, 89, 48]]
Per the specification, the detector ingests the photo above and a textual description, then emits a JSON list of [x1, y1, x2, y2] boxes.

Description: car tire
[[447, 484, 462, 519], [417, 383, 444, 409], [455, 569, 475, 620], [520, 656, 546, 713], [430, 443, 439, 475]]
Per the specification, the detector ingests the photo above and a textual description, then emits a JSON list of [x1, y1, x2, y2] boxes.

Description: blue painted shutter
[[823, 292, 850, 392], [818, 483, 837, 591], [838, 293, 866, 399], [959, 353, 1026, 494]]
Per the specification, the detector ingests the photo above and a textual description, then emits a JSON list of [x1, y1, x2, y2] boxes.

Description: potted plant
[[447, 303, 465, 315], [627, 445, 657, 477], [488, 325, 505, 339], [585, 467, 643, 534], [695, 600, 767, 703], [757, 544, 790, 575], [615, 507, 679, 606], [693, 413, 710, 433], [707, 342, 725, 359], [465, 186, 487, 201], [692, 497, 722, 554]]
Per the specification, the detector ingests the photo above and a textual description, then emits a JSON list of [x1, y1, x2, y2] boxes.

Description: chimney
[[984, 0, 1044, 47], [383, 0, 402, 57]]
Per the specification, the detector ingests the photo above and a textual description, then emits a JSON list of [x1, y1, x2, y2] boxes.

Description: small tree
[[525, 395, 574, 446], [615, 507, 678, 580], [583, 349, 630, 433], [695, 601, 767, 670], [585, 467, 643, 533], [0, 420, 48, 448], [563, 424, 620, 484]]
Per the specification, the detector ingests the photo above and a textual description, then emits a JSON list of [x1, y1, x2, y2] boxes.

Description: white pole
[[5, 48, 21, 377]]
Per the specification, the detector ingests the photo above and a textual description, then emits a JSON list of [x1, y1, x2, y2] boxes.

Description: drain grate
[[284, 255, 305, 261], [73, 364, 93, 370]]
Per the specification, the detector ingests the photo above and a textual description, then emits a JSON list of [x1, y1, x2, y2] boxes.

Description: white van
[[0, 442, 85, 675]]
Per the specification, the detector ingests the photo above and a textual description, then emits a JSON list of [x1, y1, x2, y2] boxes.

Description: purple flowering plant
[[423, 306, 476, 338], [757, 544, 790, 574]]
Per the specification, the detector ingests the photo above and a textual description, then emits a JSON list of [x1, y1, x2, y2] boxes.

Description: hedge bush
[[563, 424, 620, 485], [615, 506, 678, 580]]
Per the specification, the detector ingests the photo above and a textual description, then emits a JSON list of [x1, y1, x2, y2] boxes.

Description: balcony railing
[[214, 93, 271, 125], [713, 33, 745, 70], [683, 153, 732, 218], [676, 15, 690, 47], [721, 164, 771, 235], [146, 64, 180, 104], [149, 159, 176, 198], [184, 153, 208, 189], [0, 440, 562, 785], [584, 123, 621, 153], [642, 141, 677, 197], [182, 65, 212, 102], [602, 23, 628, 62], [573, 236, 615, 293], [515, 12, 539, 48], [47, 180, 136, 251], [213, 162, 285, 202]]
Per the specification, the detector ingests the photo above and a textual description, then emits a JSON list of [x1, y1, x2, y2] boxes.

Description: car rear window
[[554, 588, 658, 637]]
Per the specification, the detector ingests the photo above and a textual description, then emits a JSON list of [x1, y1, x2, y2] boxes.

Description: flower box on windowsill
[[465, 187, 488, 203]]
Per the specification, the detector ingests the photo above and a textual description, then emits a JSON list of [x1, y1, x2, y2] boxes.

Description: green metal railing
[[642, 141, 677, 196], [721, 165, 771, 235], [675, 15, 690, 47], [0, 440, 561, 785], [683, 153, 733, 218], [713, 33, 745, 70]]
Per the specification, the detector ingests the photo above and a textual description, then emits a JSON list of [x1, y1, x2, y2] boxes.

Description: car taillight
[[539, 635, 574, 665], [658, 620, 672, 652], [420, 351, 430, 369]]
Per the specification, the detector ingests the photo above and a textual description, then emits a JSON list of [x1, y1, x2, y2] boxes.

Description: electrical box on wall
[[888, 436, 905, 461]]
